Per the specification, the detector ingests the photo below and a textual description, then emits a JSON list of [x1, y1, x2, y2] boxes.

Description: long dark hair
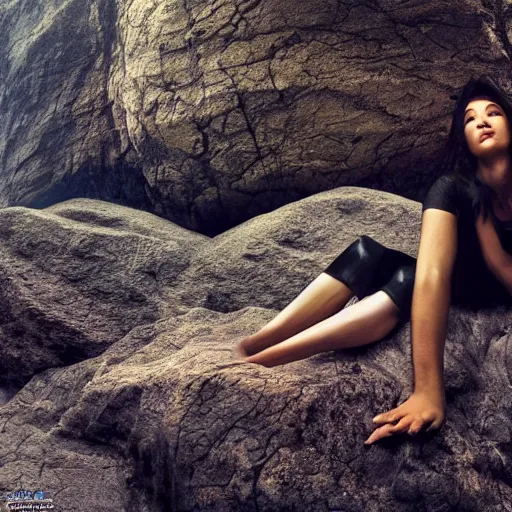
[[437, 75, 512, 222]]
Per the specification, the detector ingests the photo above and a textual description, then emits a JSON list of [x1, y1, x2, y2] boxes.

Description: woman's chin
[[474, 145, 509, 161]]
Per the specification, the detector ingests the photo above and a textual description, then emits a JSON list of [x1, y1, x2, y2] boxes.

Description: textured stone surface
[[1, 1, 512, 235], [0, 192, 511, 511], [0, 199, 205, 388]]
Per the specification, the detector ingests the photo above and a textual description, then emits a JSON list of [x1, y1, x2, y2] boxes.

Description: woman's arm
[[475, 212, 512, 294], [365, 208, 457, 444]]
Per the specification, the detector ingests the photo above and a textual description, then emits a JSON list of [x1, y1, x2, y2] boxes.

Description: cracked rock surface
[[1, 0, 512, 235], [0, 191, 511, 511]]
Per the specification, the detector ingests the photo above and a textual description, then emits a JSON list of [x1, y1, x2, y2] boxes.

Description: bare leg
[[244, 291, 401, 367], [236, 272, 355, 357]]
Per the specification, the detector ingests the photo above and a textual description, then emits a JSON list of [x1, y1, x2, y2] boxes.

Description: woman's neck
[[477, 154, 512, 206]]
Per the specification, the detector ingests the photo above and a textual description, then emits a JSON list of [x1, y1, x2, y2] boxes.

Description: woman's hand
[[364, 391, 445, 445]]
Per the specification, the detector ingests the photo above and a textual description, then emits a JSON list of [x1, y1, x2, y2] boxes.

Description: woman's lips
[[480, 132, 495, 142]]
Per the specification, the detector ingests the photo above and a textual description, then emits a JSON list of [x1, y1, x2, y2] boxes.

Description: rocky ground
[[0, 190, 510, 511]]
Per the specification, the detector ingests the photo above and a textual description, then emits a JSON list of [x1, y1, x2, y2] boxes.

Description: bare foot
[[233, 328, 285, 360], [232, 337, 251, 360]]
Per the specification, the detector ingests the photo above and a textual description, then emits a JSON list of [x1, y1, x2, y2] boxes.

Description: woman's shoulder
[[422, 172, 475, 215], [430, 172, 479, 196], [424, 173, 461, 197], [431, 172, 471, 185]]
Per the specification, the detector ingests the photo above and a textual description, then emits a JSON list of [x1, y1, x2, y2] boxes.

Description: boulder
[[1, 0, 511, 234], [0, 190, 510, 511]]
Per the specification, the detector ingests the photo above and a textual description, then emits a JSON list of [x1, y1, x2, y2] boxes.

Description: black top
[[422, 173, 512, 309]]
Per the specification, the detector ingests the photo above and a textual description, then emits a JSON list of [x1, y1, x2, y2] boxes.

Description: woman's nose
[[477, 119, 491, 129]]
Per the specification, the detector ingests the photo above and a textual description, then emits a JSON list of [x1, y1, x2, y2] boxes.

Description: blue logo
[[1, 489, 53, 510]]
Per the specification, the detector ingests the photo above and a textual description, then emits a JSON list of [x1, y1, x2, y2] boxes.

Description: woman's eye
[[464, 111, 501, 125]]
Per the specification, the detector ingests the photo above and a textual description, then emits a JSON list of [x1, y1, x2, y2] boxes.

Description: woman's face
[[463, 96, 511, 161]]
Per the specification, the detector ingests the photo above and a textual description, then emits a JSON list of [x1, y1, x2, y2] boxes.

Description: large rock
[[0, 191, 510, 511], [0, 199, 205, 388], [1, 0, 511, 234]]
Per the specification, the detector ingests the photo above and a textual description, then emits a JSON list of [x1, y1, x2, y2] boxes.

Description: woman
[[234, 75, 512, 444]]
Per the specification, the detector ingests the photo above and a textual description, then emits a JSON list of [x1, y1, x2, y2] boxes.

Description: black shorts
[[323, 235, 512, 323], [323, 236, 417, 323]]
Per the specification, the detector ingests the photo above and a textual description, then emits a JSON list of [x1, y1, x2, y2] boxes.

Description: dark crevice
[[23, 158, 154, 214], [127, 429, 175, 512]]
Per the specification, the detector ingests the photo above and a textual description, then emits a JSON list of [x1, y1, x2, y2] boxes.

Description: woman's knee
[[352, 235, 385, 263], [392, 264, 416, 286], [379, 263, 416, 318], [323, 235, 386, 297]]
